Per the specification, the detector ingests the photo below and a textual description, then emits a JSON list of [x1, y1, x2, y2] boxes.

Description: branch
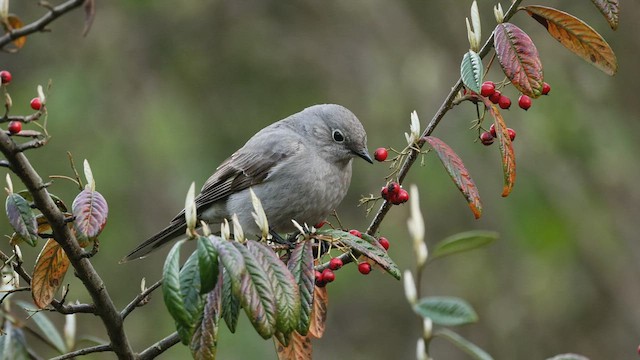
[[49, 344, 112, 360], [137, 332, 181, 360], [120, 279, 163, 320], [0, 132, 134, 358], [365, 0, 524, 236], [0, 0, 86, 49]]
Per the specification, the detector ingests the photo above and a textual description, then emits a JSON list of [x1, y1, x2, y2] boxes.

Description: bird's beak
[[355, 148, 373, 164]]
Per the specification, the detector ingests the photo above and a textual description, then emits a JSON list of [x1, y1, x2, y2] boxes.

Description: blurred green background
[[2, 1, 639, 359]]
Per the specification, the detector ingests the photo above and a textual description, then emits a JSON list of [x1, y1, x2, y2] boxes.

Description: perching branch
[[120, 278, 163, 319], [49, 344, 113, 360], [0, 0, 86, 49], [137, 332, 181, 360]]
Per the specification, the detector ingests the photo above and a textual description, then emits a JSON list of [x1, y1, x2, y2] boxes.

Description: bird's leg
[[269, 229, 289, 244]]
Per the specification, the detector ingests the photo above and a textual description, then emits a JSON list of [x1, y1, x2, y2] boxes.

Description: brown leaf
[[482, 100, 516, 197], [493, 23, 544, 98], [590, 0, 619, 30], [274, 331, 312, 360], [6, 15, 26, 49], [82, 0, 96, 36], [308, 286, 328, 339], [31, 239, 70, 309], [424, 136, 483, 219], [525, 5, 617, 76]]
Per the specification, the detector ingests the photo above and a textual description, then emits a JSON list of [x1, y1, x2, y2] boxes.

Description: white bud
[[416, 338, 427, 360], [37, 85, 46, 104], [4, 92, 11, 109], [0, 0, 9, 20], [221, 219, 230, 240], [140, 277, 146, 292], [290, 219, 305, 234], [403, 270, 417, 305], [470, 0, 481, 49], [200, 220, 211, 236], [405, 111, 421, 145], [5, 173, 13, 194], [494, 3, 504, 23], [184, 182, 197, 236], [13, 244, 21, 262], [250, 188, 270, 240], [416, 242, 428, 268], [64, 312, 76, 351], [423, 317, 433, 340], [83, 159, 95, 191], [232, 213, 245, 243]]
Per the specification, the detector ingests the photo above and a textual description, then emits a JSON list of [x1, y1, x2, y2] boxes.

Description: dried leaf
[[6, 15, 26, 49], [6, 193, 38, 246], [190, 284, 221, 360], [287, 241, 314, 336], [72, 189, 108, 245], [493, 23, 544, 98], [308, 286, 328, 339], [82, 0, 96, 36], [274, 331, 312, 360], [525, 5, 617, 75], [482, 100, 516, 197], [590, 0, 619, 30], [31, 239, 70, 309], [424, 136, 482, 219]]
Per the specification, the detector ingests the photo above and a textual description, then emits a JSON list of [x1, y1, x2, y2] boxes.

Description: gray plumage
[[122, 104, 371, 262]]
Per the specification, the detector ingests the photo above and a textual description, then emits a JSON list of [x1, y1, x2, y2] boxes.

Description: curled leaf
[[525, 5, 617, 75], [274, 331, 312, 360], [31, 239, 70, 309], [493, 23, 544, 98], [424, 136, 482, 219], [590, 0, 619, 30]]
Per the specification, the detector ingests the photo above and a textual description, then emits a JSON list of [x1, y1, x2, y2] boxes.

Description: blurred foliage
[[1, 0, 639, 359]]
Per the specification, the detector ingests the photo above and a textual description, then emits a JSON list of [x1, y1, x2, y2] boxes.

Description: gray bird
[[122, 104, 371, 261]]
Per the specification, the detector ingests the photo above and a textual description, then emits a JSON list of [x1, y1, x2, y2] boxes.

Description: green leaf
[[414, 296, 478, 326], [287, 240, 314, 335], [71, 189, 108, 246], [424, 136, 482, 219], [232, 241, 277, 339], [460, 50, 484, 93], [590, 0, 619, 30], [431, 230, 498, 260], [546, 354, 589, 360], [318, 229, 401, 280], [162, 240, 192, 344], [435, 328, 494, 360], [17, 190, 68, 212], [198, 236, 219, 294], [179, 250, 205, 342], [246, 241, 300, 337], [190, 284, 221, 360], [0, 321, 29, 360], [220, 269, 240, 333], [15, 300, 67, 354], [493, 23, 544, 98], [525, 5, 617, 76], [5, 193, 38, 246]]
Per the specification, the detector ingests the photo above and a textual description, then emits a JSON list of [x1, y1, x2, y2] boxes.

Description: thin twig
[[120, 279, 163, 319], [137, 332, 181, 360], [0, 0, 86, 49], [49, 344, 113, 360]]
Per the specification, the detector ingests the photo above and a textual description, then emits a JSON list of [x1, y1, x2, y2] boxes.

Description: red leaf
[[590, 0, 619, 30], [72, 189, 108, 245], [31, 239, 70, 309], [493, 23, 544, 98], [525, 5, 617, 76], [482, 100, 516, 197], [424, 136, 482, 219]]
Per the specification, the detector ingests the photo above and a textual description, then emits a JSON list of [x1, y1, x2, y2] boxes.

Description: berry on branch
[[480, 131, 494, 146], [0, 70, 11, 85], [489, 90, 501, 104], [358, 262, 372, 275], [498, 95, 511, 109], [480, 81, 495, 97], [8, 121, 22, 134], [30, 97, 43, 111], [378, 237, 390, 250], [329, 257, 343, 270], [374, 147, 388, 162], [518, 95, 532, 110], [349, 229, 362, 238], [542, 82, 551, 95], [508, 128, 516, 141], [321, 269, 335, 283]]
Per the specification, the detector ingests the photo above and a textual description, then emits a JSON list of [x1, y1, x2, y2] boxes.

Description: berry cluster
[[480, 124, 516, 146], [1, 70, 46, 136], [479, 80, 551, 111], [315, 230, 391, 287], [380, 182, 409, 205]]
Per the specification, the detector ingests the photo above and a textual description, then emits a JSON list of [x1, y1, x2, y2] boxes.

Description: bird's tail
[[120, 221, 187, 263]]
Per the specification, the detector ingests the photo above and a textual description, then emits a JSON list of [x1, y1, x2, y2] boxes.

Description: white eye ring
[[332, 129, 345, 143]]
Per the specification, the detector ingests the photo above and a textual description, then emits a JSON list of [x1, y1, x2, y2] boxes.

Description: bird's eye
[[332, 129, 345, 143]]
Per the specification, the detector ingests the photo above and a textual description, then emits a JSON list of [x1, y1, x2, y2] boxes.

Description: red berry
[[0, 71, 11, 85], [30, 97, 42, 111], [329, 257, 343, 270], [349, 229, 362, 238], [480, 131, 494, 146], [315, 270, 323, 281], [7, 121, 21, 134], [480, 81, 495, 97], [321, 269, 335, 283], [498, 95, 511, 109], [489, 123, 496, 137], [378, 237, 390, 250], [507, 128, 516, 141], [489, 90, 501, 104], [357, 262, 372, 275], [387, 182, 401, 196], [396, 189, 409, 204], [374, 147, 388, 162], [542, 82, 551, 95], [314, 220, 326, 228], [518, 95, 532, 110], [380, 186, 389, 200]]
